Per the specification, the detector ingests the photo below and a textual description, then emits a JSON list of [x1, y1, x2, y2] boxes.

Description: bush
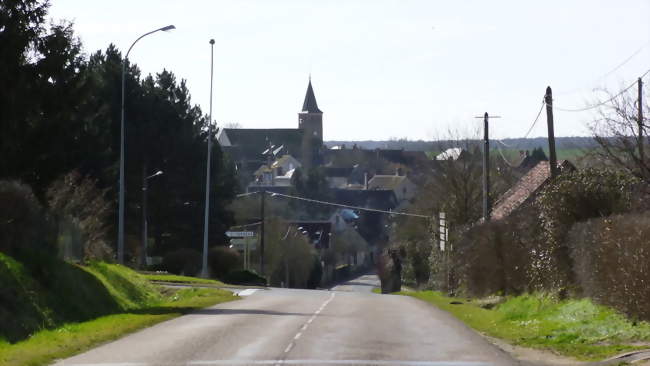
[[0, 180, 53, 258], [162, 248, 201, 276], [208, 246, 241, 279], [221, 270, 266, 286], [568, 212, 650, 320], [46, 171, 113, 262], [443, 169, 645, 299]]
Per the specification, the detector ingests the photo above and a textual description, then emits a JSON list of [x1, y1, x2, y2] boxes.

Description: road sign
[[226, 231, 255, 237], [230, 238, 257, 251]]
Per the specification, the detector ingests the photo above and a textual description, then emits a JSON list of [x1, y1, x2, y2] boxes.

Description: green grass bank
[[402, 291, 650, 361], [0, 253, 237, 366]]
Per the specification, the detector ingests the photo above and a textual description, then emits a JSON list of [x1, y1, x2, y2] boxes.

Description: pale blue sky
[[49, 0, 649, 141]]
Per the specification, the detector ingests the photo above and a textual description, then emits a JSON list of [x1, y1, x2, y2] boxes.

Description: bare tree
[[589, 82, 649, 182]]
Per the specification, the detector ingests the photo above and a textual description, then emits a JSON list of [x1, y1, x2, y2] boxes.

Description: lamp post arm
[[125, 25, 175, 59]]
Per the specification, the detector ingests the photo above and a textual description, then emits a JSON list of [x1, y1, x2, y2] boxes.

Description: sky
[[48, 0, 650, 141]]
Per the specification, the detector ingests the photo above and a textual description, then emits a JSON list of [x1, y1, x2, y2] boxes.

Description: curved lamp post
[[200, 39, 216, 278], [118, 25, 175, 265]]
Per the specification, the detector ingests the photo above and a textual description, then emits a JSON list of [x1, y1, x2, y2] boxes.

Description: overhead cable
[[556, 41, 649, 96], [268, 191, 431, 219], [554, 68, 650, 112]]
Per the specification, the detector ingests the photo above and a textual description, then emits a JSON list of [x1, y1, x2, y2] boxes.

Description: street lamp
[[141, 170, 163, 268], [118, 24, 175, 265], [200, 39, 216, 278]]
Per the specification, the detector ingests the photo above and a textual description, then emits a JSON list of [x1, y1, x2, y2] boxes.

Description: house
[[436, 148, 467, 161], [322, 167, 353, 188], [367, 174, 417, 203], [491, 160, 575, 221]]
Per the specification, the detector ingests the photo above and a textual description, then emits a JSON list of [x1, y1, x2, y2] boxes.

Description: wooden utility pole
[[475, 112, 500, 221], [545, 86, 559, 178], [638, 77, 644, 169]]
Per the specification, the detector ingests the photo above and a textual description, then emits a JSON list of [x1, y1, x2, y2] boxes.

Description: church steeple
[[301, 77, 322, 113], [298, 77, 323, 169]]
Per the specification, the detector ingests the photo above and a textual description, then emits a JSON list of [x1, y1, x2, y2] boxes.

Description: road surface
[[54, 274, 518, 366]]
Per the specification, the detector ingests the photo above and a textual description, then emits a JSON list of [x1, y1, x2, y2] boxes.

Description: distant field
[[428, 147, 592, 163]]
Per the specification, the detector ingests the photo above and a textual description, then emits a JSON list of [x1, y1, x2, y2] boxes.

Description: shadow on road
[[128, 306, 315, 317]]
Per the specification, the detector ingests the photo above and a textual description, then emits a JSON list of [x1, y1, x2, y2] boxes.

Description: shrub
[[221, 270, 266, 286], [46, 171, 113, 262], [208, 246, 241, 279], [568, 212, 650, 320], [0, 180, 53, 258], [162, 248, 201, 276]]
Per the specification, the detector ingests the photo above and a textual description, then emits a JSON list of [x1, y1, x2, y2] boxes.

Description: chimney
[[364, 172, 368, 190]]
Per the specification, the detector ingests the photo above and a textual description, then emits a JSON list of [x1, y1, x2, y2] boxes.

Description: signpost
[[227, 231, 257, 270]]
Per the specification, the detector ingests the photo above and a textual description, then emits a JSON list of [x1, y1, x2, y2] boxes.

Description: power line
[[521, 99, 546, 138], [554, 68, 650, 112], [230, 221, 262, 229], [494, 140, 519, 168], [268, 191, 432, 219], [556, 41, 649, 96], [495, 98, 545, 148], [236, 191, 260, 198]]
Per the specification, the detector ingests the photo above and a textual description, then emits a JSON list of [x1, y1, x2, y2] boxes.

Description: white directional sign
[[226, 231, 255, 237]]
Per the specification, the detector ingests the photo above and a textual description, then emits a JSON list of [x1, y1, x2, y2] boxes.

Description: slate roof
[[323, 167, 354, 178], [332, 189, 398, 211], [324, 149, 428, 168], [220, 128, 304, 161], [301, 79, 322, 113], [491, 160, 575, 221], [367, 175, 407, 190]]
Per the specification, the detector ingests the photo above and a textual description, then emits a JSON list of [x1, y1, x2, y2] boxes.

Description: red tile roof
[[491, 160, 573, 220]]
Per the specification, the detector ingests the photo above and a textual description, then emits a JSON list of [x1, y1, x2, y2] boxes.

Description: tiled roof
[[491, 160, 574, 220], [367, 175, 406, 190]]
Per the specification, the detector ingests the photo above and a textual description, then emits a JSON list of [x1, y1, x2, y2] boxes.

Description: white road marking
[[280, 292, 336, 357], [236, 289, 260, 297], [284, 343, 293, 353], [188, 360, 494, 365]]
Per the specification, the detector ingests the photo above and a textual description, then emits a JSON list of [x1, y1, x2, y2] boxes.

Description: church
[[216, 78, 325, 189]]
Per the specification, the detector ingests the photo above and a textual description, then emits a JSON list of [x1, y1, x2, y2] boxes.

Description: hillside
[[325, 136, 598, 152], [0, 254, 161, 343]]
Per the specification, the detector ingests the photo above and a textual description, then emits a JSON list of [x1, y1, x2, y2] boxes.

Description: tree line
[[0, 0, 237, 263]]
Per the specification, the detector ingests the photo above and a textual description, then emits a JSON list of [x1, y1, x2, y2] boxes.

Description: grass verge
[[401, 291, 650, 361], [142, 273, 226, 286], [0, 287, 236, 366]]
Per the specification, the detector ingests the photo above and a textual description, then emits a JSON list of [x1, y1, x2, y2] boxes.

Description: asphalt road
[[54, 274, 518, 366]]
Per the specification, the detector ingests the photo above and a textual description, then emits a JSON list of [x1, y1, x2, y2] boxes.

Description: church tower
[[299, 78, 323, 169]]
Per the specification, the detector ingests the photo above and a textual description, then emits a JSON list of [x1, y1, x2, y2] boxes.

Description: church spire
[[301, 78, 322, 113]]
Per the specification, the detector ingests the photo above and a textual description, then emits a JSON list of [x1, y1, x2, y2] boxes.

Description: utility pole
[[475, 112, 500, 221], [545, 86, 558, 178], [638, 77, 644, 171], [259, 190, 266, 277]]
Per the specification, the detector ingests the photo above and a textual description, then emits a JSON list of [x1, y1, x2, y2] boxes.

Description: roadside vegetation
[[0, 253, 237, 366], [142, 272, 227, 286], [404, 291, 650, 361]]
